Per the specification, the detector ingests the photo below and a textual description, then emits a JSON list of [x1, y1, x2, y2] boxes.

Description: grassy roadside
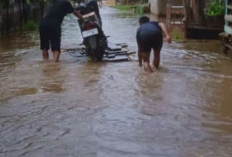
[[111, 4, 150, 15], [111, 5, 134, 11]]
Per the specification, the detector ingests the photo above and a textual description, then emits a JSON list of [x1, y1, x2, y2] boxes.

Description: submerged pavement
[[0, 6, 232, 157]]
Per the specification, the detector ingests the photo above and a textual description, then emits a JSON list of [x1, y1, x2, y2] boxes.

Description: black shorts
[[138, 33, 163, 53], [39, 24, 61, 51]]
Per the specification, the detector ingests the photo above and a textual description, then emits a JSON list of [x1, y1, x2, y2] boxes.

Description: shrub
[[112, 5, 133, 11], [25, 20, 38, 31], [206, 1, 225, 16]]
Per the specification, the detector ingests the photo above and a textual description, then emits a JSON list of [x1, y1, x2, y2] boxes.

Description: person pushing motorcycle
[[75, 0, 102, 26], [39, 0, 83, 62]]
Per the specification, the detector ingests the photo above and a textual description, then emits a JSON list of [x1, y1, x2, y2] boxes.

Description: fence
[[0, 1, 43, 34], [166, 2, 185, 27]]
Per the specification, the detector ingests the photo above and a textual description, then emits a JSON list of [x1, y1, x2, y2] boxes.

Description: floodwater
[[0, 6, 232, 157]]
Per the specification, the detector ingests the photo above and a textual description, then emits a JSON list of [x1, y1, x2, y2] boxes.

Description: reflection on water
[[40, 63, 64, 93], [0, 6, 232, 157]]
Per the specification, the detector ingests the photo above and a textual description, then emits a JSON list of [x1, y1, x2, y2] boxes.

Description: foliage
[[0, 0, 9, 11], [205, 1, 225, 16], [173, 30, 181, 40], [171, 27, 184, 41], [134, 4, 149, 15], [25, 20, 38, 31], [112, 5, 134, 11], [112, 3, 149, 15], [27, 0, 48, 3], [134, 4, 144, 14]]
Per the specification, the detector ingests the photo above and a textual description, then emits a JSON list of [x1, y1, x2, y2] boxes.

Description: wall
[[150, 0, 183, 17]]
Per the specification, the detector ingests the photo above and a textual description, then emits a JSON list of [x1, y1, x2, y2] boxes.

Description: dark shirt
[[40, 0, 74, 27], [136, 21, 162, 42]]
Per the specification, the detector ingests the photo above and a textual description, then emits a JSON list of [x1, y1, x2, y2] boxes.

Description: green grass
[[171, 27, 185, 41], [111, 5, 134, 11], [134, 4, 144, 14], [134, 4, 149, 15], [112, 4, 149, 15]]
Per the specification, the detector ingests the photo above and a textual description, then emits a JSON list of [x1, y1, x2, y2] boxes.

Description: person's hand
[[166, 35, 171, 44], [79, 16, 84, 22], [73, 10, 84, 21]]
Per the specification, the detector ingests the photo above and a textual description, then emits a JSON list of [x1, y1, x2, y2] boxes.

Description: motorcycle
[[75, 0, 107, 61]]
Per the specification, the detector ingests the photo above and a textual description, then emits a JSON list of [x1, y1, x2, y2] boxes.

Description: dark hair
[[139, 16, 150, 25]]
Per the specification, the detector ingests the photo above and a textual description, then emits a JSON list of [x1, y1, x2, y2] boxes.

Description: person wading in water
[[39, 0, 83, 62], [136, 16, 171, 72]]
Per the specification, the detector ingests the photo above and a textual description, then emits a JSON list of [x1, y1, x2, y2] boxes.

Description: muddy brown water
[[0, 6, 232, 157]]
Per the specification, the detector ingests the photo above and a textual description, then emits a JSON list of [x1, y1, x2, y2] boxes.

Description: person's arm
[[64, 0, 83, 20], [158, 22, 171, 44], [154, 50, 160, 69], [73, 10, 83, 20]]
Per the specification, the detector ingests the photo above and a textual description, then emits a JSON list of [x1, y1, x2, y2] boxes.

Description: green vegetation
[[171, 27, 185, 41], [25, 20, 38, 31], [134, 4, 149, 15], [0, 0, 9, 11], [0, 0, 48, 33], [173, 30, 181, 40], [205, 1, 225, 16], [112, 3, 149, 15], [112, 5, 134, 11]]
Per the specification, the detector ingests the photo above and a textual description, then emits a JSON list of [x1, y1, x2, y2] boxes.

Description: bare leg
[[141, 52, 152, 72], [42, 49, 49, 60], [53, 50, 61, 62], [153, 49, 161, 69], [138, 51, 142, 67]]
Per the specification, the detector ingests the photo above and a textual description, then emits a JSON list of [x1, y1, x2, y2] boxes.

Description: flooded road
[[1, 6, 232, 157]]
